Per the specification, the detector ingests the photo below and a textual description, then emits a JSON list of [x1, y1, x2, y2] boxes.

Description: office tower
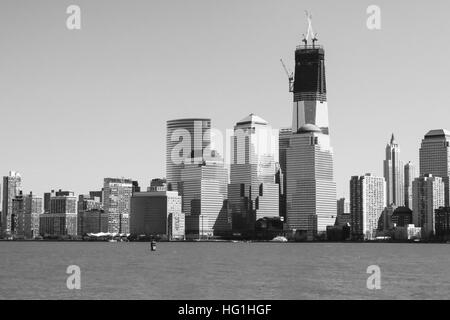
[[412, 174, 445, 238], [383, 134, 404, 206], [148, 178, 167, 192], [419, 129, 450, 206], [130, 190, 184, 240], [77, 209, 108, 235], [103, 178, 133, 234], [278, 128, 292, 220], [350, 174, 386, 240], [2, 171, 22, 236], [78, 194, 102, 212], [40, 190, 77, 237], [435, 207, 450, 241], [12, 191, 25, 237], [404, 161, 416, 209], [89, 190, 103, 203], [43, 192, 51, 213], [284, 19, 336, 241], [228, 114, 279, 236], [24, 192, 43, 238], [391, 206, 413, 228], [336, 198, 350, 226], [166, 118, 211, 192], [287, 124, 336, 240], [290, 24, 328, 134], [180, 158, 230, 239]]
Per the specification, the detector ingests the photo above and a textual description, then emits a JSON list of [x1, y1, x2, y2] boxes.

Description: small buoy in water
[[150, 240, 156, 251]]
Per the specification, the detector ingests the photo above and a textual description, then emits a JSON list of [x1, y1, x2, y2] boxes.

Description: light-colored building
[[130, 191, 184, 240], [404, 161, 416, 209], [383, 134, 404, 206], [228, 114, 279, 236], [103, 178, 133, 234], [412, 174, 445, 238], [166, 118, 211, 192], [40, 190, 78, 237], [25, 192, 43, 238], [286, 124, 336, 240], [419, 129, 450, 206], [350, 174, 386, 240], [1, 171, 22, 237], [180, 159, 230, 239]]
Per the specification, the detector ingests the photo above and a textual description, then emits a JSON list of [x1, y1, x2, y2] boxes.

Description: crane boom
[[280, 58, 294, 93]]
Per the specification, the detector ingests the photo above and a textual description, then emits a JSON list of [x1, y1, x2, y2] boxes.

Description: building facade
[[40, 190, 77, 237], [350, 174, 386, 240], [412, 174, 445, 238], [166, 118, 211, 192], [1, 171, 22, 237], [130, 191, 184, 240], [404, 161, 416, 209], [286, 124, 336, 240], [336, 198, 350, 226], [383, 134, 404, 206], [419, 129, 450, 206], [103, 178, 133, 234], [228, 114, 279, 236]]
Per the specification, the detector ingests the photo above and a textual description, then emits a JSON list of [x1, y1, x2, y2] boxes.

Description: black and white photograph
[[1, 0, 450, 311]]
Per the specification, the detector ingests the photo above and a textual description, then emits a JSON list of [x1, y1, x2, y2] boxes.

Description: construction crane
[[280, 58, 294, 93]]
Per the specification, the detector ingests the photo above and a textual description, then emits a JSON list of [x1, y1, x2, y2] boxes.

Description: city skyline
[[3, 0, 450, 199]]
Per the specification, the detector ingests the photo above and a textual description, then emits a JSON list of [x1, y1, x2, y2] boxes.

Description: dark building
[[255, 217, 284, 240], [391, 206, 413, 227], [435, 207, 450, 241], [77, 209, 108, 235]]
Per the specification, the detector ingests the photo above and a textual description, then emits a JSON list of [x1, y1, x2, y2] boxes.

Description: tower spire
[[304, 11, 316, 44]]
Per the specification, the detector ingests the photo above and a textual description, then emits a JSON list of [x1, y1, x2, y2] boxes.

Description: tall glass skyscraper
[[285, 22, 336, 240], [419, 129, 450, 206], [228, 114, 279, 236], [383, 134, 404, 206], [166, 118, 211, 192]]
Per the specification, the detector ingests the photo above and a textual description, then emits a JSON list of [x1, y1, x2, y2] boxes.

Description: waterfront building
[[12, 191, 26, 238], [336, 198, 350, 226], [24, 192, 43, 238], [39, 190, 77, 237], [77, 209, 108, 235], [103, 178, 133, 234], [227, 114, 279, 236], [286, 124, 336, 240], [350, 174, 386, 240], [419, 129, 450, 206], [412, 174, 445, 238], [180, 157, 230, 239], [130, 191, 184, 240], [435, 207, 450, 241], [1, 171, 22, 236], [166, 118, 211, 192], [383, 134, 404, 206], [404, 161, 416, 209], [278, 128, 292, 220]]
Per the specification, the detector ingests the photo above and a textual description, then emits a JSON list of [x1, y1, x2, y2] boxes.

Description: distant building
[[392, 206, 413, 227], [77, 209, 108, 235], [287, 124, 336, 240], [435, 207, 450, 241], [40, 190, 77, 237], [148, 178, 167, 192], [404, 161, 416, 209], [350, 174, 386, 240], [227, 114, 279, 236], [419, 129, 450, 206], [166, 118, 211, 192], [181, 160, 231, 239], [383, 134, 404, 206], [130, 191, 184, 240], [103, 178, 133, 234], [24, 192, 43, 238], [412, 174, 445, 238], [12, 191, 26, 238], [278, 128, 292, 220], [2, 171, 22, 237], [336, 198, 350, 226]]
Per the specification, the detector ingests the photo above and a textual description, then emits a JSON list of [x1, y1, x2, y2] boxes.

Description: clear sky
[[1, 0, 450, 199]]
